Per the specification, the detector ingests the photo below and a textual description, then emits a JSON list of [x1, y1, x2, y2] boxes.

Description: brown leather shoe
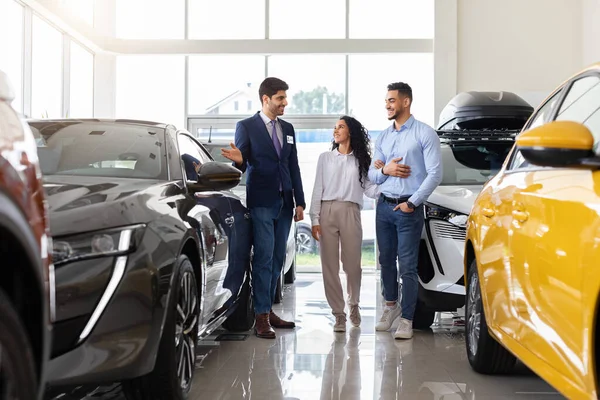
[[269, 310, 296, 329], [255, 313, 276, 339]]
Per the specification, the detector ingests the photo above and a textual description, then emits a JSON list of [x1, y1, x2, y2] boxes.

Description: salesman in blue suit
[[221, 77, 306, 339]]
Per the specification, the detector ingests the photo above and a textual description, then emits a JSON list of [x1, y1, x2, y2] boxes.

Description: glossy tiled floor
[[46, 272, 564, 400]]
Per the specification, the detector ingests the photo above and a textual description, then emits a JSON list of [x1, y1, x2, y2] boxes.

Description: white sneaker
[[375, 304, 401, 331], [349, 305, 361, 327], [334, 314, 346, 332], [394, 318, 413, 339]]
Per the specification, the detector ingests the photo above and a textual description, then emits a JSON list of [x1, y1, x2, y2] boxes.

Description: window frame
[[506, 87, 567, 171], [507, 71, 600, 172], [177, 131, 214, 182]]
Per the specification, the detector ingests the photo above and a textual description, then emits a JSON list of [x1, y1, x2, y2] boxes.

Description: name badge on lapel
[[286, 135, 294, 144]]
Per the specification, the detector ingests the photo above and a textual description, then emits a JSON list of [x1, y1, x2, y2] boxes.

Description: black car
[[29, 119, 255, 399]]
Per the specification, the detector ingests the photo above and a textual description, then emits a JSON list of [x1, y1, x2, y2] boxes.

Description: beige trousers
[[319, 201, 363, 316]]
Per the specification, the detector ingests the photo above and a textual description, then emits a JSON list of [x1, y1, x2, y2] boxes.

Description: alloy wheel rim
[[296, 232, 313, 253], [467, 274, 481, 357], [175, 270, 198, 391]]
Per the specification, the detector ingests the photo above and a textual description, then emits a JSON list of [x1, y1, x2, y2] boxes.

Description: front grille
[[430, 220, 466, 241]]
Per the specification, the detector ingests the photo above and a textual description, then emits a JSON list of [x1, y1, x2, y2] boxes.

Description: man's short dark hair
[[387, 82, 413, 103], [259, 77, 289, 102]]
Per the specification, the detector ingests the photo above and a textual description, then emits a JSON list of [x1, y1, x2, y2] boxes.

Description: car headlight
[[52, 225, 145, 265], [424, 203, 468, 229]]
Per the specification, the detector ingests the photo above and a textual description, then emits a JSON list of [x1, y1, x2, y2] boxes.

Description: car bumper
[[47, 228, 177, 387], [419, 219, 466, 309]]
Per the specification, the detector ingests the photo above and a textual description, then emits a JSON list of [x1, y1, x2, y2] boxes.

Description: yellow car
[[464, 63, 600, 399]]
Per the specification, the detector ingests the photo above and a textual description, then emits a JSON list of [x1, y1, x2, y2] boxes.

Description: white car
[[411, 91, 534, 328]]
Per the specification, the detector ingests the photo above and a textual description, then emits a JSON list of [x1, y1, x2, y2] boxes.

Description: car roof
[[26, 118, 171, 130]]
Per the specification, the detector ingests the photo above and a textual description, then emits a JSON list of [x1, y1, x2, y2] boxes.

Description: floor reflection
[[45, 273, 564, 400]]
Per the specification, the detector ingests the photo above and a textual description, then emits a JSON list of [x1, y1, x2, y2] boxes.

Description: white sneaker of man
[[375, 304, 401, 331], [393, 318, 413, 340]]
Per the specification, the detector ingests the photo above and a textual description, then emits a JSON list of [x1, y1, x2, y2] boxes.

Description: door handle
[[481, 207, 495, 217], [512, 209, 528, 222]]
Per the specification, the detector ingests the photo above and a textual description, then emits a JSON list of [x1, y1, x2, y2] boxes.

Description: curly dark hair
[[332, 115, 372, 188]]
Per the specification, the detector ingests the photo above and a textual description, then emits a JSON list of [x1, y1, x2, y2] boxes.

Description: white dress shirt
[[259, 111, 284, 146], [310, 149, 380, 226]]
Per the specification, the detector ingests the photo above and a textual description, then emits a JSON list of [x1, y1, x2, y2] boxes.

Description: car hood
[[43, 175, 167, 237], [427, 185, 483, 215]]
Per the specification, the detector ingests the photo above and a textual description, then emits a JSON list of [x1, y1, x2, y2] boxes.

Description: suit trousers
[[319, 201, 363, 316], [250, 197, 293, 315]]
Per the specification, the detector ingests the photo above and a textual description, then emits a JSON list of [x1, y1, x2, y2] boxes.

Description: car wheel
[[124, 255, 199, 400], [296, 226, 316, 254], [0, 288, 38, 400], [284, 258, 296, 284], [223, 271, 255, 332], [466, 259, 516, 374], [273, 268, 284, 304], [412, 301, 436, 330]]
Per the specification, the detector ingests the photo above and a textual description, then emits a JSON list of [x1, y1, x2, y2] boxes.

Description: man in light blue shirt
[[369, 82, 442, 340]]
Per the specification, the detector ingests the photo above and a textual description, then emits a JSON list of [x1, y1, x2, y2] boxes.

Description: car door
[[178, 133, 232, 325], [477, 91, 564, 336], [507, 74, 600, 386]]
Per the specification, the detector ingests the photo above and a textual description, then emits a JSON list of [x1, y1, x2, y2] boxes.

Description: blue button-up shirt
[[368, 115, 442, 206]]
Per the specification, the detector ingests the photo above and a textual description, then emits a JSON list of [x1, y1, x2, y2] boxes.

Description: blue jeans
[[376, 195, 424, 320], [250, 197, 293, 315]]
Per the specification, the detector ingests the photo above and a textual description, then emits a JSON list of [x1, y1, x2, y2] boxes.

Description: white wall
[[582, 0, 600, 68], [457, 0, 583, 108]]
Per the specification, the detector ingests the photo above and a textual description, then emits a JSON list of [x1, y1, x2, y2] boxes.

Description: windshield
[[203, 143, 247, 185], [29, 121, 166, 179], [440, 142, 513, 185]]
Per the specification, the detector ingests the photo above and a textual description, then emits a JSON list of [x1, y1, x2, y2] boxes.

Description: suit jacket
[[235, 112, 306, 210]]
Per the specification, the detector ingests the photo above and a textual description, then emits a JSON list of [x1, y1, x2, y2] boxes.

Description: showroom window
[[69, 41, 94, 118], [268, 55, 346, 115], [349, 0, 434, 39], [117, 0, 185, 39], [348, 53, 434, 131], [0, 0, 24, 112], [188, 0, 265, 39], [61, 0, 94, 26], [188, 55, 265, 115], [269, 0, 345, 39], [32, 15, 63, 119], [116, 56, 185, 127]]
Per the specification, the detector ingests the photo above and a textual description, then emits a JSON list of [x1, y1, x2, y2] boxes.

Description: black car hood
[[44, 175, 169, 237]]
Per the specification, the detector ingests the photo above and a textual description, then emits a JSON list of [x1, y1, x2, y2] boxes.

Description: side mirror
[[516, 121, 594, 167], [188, 161, 241, 192]]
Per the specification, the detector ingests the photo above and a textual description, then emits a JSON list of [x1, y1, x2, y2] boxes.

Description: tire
[[466, 259, 516, 374], [223, 271, 255, 332], [124, 256, 199, 400], [412, 301, 436, 330], [284, 258, 296, 284], [0, 288, 38, 400], [296, 226, 316, 254]]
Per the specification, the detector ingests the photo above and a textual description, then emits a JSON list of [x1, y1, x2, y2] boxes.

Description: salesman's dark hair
[[259, 77, 289, 103], [332, 116, 372, 189]]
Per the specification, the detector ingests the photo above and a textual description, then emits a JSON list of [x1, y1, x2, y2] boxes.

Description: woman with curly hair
[[309, 115, 379, 332]]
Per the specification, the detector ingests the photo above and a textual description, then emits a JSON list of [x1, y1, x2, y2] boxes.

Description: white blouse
[[309, 149, 380, 226]]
